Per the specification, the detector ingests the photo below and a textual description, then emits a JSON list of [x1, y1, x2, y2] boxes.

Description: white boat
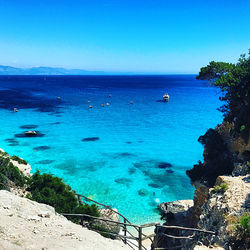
[[163, 93, 170, 102]]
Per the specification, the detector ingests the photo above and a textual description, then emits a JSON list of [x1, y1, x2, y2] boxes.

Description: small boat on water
[[25, 131, 38, 137], [163, 93, 170, 102]]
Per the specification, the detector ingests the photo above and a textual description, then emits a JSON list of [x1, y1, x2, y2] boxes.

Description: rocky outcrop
[[154, 200, 194, 249], [192, 182, 210, 226], [95, 208, 121, 236], [158, 200, 193, 225], [197, 175, 250, 249], [232, 162, 250, 176], [153, 175, 250, 250], [0, 190, 130, 250], [215, 121, 250, 161]]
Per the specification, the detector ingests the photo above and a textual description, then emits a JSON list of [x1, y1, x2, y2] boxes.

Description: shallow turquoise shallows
[[0, 75, 223, 224]]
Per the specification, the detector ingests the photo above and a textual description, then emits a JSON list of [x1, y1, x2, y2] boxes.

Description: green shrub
[[212, 183, 228, 194], [247, 162, 250, 174], [232, 213, 250, 248], [0, 156, 26, 187], [239, 214, 250, 234], [27, 171, 100, 223], [11, 155, 28, 165], [0, 151, 8, 156], [240, 125, 246, 132], [0, 173, 10, 190]]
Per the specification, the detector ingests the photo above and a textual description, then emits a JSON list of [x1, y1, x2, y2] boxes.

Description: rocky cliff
[[154, 120, 250, 250], [0, 190, 130, 250]]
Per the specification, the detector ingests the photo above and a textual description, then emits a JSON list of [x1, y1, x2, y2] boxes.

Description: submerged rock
[[20, 125, 38, 129], [36, 160, 55, 164], [148, 183, 161, 188], [114, 178, 132, 186], [158, 162, 172, 169], [165, 169, 174, 174], [33, 146, 51, 151], [50, 122, 61, 125], [81, 137, 100, 142], [5, 138, 19, 146], [112, 152, 136, 158], [138, 188, 149, 196], [128, 167, 136, 175], [5, 138, 18, 142]]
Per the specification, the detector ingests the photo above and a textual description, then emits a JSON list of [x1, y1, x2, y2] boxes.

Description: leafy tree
[[197, 61, 235, 80], [197, 50, 250, 141], [187, 50, 249, 186]]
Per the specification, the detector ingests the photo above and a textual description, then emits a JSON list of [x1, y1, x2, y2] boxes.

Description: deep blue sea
[[0, 75, 222, 224]]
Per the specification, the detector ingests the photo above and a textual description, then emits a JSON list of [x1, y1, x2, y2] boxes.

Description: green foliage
[[197, 51, 250, 141], [197, 61, 235, 80], [0, 173, 10, 190], [247, 162, 250, 174], [187, 51, 250, 187], [186, 129, 234, 186], [27, 171, 100, 222], [11, 155, 28, 165], [0, 151, 9, 158], [0, 156, 26, 187], [240, 125, 246, 132], [212, 183, 228, 194], [239, 214, 250, 234], [231, 213, 250, 248]]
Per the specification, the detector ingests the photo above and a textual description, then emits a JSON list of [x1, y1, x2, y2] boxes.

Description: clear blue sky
[[0, 0, 249, 73]]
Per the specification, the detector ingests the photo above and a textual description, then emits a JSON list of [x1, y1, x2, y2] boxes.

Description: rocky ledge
[[0, 190, 130, 250], [198, 175, 250, 249]]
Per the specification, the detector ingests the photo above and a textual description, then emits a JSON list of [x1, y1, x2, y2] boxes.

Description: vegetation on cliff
[[197, 51, 250, 140], [187, 51, 250, 186], [0, 151, 99, 224], [0, 151, 27, 189], [27, 171, 99, 221]]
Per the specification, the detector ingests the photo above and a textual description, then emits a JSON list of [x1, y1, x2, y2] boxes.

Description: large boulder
[[158, 199, 194, 224], [93, 208, 121, 237]]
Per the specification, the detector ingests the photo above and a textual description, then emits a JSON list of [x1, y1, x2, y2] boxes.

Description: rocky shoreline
[[153, 121, 250, 250]]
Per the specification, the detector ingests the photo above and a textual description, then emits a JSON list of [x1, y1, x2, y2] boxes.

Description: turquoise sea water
[[0, 75, 222, 224]]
